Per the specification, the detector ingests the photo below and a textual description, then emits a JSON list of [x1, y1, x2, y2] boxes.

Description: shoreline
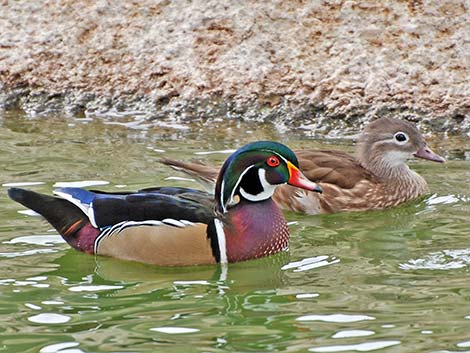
[[1, 1, 469, 133]]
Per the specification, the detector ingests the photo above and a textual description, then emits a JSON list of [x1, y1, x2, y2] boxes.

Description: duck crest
[[221, 199, 289, 262], [215, 141, 301, 213]]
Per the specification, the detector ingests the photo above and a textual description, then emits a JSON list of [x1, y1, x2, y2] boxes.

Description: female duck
[[162, 118, 445, 214], [8, 141, 321, 266]]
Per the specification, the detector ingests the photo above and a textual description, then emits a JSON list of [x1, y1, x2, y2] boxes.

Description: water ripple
[[194, 149, 236, 155], [28, 313, 71, 324], [68, 285, 124, 292], [2, 181, 45, 187], [309, 340, 400, 352], [282, 256, 340, 272], [332, 330, 375, 339], [400, 249, 470, 270], [0, 248, 57, 258], [296, 293, 319, 299], [53, 180, 109, 188], [4, 235, 65, 246], [425, 193, 468, 206], [297, 314, 375, 323], [150, 327, 200, 334], [39, 342, 81, 353]]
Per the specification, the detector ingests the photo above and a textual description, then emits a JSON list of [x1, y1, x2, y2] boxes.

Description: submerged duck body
[[8, 141, 321, 266], [162, 118, 445, 214]]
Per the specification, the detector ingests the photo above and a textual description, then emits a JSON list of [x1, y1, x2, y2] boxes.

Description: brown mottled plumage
[[161, 118, 445, 214]]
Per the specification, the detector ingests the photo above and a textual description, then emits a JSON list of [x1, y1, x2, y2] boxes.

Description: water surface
[[1, 111, 469, 353]]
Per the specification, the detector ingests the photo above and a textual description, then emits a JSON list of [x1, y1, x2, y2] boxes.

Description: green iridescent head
[[215, 141, 321, 213]]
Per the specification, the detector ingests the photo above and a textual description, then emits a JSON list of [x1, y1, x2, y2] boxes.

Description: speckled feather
[[160, 118, 444, 214], [8, 141, 318, 266], [222, 199, 290, 262]]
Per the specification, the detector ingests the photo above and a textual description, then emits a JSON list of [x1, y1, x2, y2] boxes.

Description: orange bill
[[287, 162, 322, 193]]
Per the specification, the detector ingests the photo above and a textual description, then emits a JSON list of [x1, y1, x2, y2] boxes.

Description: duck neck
[[220, 199, 289, 263], [361, 157, 428, 197]]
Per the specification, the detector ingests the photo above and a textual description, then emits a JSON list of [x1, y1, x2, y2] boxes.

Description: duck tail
[[8, 188, 98, 253]]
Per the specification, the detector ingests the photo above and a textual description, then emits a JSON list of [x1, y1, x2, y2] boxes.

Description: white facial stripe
[[221, 164, 255, 213], [54, 190, 98, 228], [221, 150, 291, 211], [239, 168, 277, 201]]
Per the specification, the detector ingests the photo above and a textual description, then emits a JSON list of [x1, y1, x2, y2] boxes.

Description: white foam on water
[[282, 256, 340, 272], [296, 293, 319, 299], [0, 248, 57, 258], [28, 313, 71, 324], [173, 280, 211, 285], [25, 303, 42, 310], [53, 180, 109, 188], [4, 235, 65, 246], [33, 283, 50, 288], [26, 276, 48, 281], [42, 301, 64, 305], [68, 285, 123, 292], [425, 193, 463, 205], [297, 314, 375, 323], [150, 327, 200, 334], [2, 181, 45, 187], [309, 340, 401, 352], [194, 149, 236, 155], [164, 176, 196, 182], [40, 342, 81, 353], [332, 330, 375, 339], [400, 249, 470, 270]]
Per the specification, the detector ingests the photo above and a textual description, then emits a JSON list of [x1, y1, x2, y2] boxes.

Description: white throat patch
[[384, 150, 412, 167], [239, 168, 276, 202]]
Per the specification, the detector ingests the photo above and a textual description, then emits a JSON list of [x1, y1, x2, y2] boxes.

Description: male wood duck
[[161, 118, 445, 214], [8, 141, 321, 266]]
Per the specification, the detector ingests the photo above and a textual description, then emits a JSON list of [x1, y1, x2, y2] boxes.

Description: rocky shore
[[1, 0, 469, 133]]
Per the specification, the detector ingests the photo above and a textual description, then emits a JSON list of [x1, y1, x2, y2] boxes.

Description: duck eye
[[394, 132, 408, 143], [266, 156, 280, 167]]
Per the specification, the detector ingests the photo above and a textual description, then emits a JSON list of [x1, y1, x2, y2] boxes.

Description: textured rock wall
[[0, 0, 469, 132]]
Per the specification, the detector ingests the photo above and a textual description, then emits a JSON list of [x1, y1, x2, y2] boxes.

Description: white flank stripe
[[94, 220, 194, 254], [180, 220, 195, 226], [214, 219, 227, 264], [162, 219, 186, 228]]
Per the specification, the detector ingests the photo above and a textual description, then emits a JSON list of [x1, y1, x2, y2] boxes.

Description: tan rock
[[0, 0, 468, 132]]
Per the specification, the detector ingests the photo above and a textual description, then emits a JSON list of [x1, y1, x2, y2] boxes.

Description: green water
[[1, 111, 470, 353]]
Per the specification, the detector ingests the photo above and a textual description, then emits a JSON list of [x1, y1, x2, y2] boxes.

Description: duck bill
[[414, 145, 445, 163], [287, 162, 322, 193]]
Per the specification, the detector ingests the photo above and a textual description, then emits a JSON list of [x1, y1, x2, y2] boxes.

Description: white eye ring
[[394, 132, 409, 144]]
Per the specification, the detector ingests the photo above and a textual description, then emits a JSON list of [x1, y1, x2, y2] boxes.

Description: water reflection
[[308, 340, 401, 352], [400, 249, 470, 270], [1, 112, 470, 352]]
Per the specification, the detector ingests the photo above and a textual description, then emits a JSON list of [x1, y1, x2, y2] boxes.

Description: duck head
[[357, 118, 445, 178], [215, 141, 322, 213]]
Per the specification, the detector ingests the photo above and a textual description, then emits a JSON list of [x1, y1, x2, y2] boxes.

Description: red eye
[[267, 156, 280, 167]]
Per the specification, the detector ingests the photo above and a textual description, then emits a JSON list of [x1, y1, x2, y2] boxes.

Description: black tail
[[8, 188, 89, 244]]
